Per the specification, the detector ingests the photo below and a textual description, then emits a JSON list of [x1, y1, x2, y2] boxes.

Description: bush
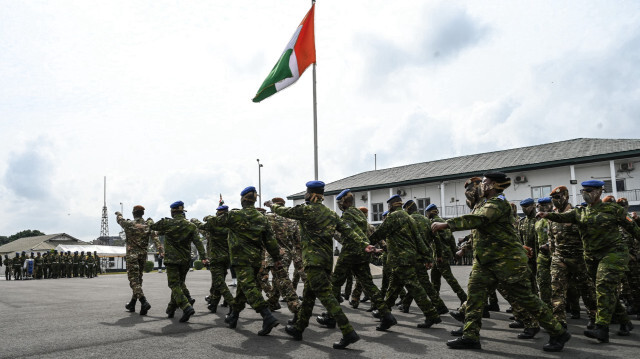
[[144, 260, 155, 273], [193, 260, 204, 270]]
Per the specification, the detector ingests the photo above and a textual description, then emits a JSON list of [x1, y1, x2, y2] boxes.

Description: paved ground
[[1, 266, 638, 358]]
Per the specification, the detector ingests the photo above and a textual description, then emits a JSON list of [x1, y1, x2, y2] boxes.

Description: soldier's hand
[[264, 200, 273, 208], [536, 212, 548, 219], [523, 245, 533, 258], [431, 222, 449, 232], [631, 211, 638, 220], [365, 245, 376, 253], [455, 249, 464, 258], [201, 259, 209, 266], [115, 211, 122, 216]]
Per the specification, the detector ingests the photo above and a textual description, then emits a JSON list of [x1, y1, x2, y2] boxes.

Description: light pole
[[257, 159, 263, 206], [120, 202, 123, 214]]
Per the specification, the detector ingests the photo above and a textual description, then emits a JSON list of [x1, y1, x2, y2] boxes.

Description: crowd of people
[[113, 172, 639, 352], [2, 250, 101, 280]]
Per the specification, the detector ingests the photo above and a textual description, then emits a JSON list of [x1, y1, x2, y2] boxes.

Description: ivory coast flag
[[252, 4, 316, 103]]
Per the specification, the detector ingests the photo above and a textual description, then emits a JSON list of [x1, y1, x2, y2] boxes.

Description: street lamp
[[120, 202, 123, 214], [257, 159, 263, 206]]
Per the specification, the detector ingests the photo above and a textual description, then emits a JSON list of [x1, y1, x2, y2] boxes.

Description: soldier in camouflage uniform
[[426, 205, 468, 305], [616, 198, 640, 316], [14, 252, 23, 280], [273, 181, 361, 349], [540, 180, 640, 342], [210, 187, 282, 336], [196, 205, 234, 313], [151, 201, 206, 323], [536, 197, 553, 306], [117, 205, 163, 315], [518, 198, 539, 294], [4, 254, 12, 280], [397, 202, 449, 314], [34, 252, 43, 279], [317, 189, 396, 331], [438, 171, 570, 352], [370, 195, 443, 329], [86, 252, 94, 278], [548, 186, 597, 329], [94, 251, 100, 276]]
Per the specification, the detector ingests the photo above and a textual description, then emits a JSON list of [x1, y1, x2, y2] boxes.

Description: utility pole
[[257, 159, 263, 206], [100, 176, 109, 244]]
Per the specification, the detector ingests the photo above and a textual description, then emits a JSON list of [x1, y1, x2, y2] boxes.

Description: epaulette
[[497, 194, 506, 201]]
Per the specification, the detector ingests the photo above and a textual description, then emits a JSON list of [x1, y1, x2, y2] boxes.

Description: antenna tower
[[100, 176, 109, 238]]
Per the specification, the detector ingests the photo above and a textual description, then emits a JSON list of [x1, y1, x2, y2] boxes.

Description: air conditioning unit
[[514, 175, 528, 183], [619, 163, 634, 172], [396, 189, 407, 196]]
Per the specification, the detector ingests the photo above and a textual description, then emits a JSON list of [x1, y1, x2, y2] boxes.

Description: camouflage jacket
[[431, 214, 455, 259], [535, 218, 551, 256], [446, 194, 526, 265], [369, 207, 428, 267], [517, 214, 538, 256], [332, 206, 371, 262], [3, 257, 11, 267], [409, 212, 436, 263], [545, 201, 640, 258], [116, 215, 161, 255], [272, 202, 366, 270], [197, 216, 231, 264], [214, 206, 281, 267], [151, 213, 205, 265], [548, 204, 583, 259], [72, 254, 79, 264], [620, 213, 640, 256]]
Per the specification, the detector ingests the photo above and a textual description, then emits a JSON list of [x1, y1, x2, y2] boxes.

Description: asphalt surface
[[1, 265, 638, 358]]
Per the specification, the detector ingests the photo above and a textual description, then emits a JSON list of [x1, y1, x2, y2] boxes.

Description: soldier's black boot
[[437, 305, 449, 314], [617, 321, 634, 336], [482, 307, 490, 318], [451, 326, 464, 336], [166, 306, 176, 318], [587, 318, 596, 329], [139, 296, 151, 316], [509, 320, 525, 328], [207, 303, 217, 313], [360, 295, 370, 303], [349, 299, 359, 309], [417, 316, 442, 328], [450, 310, 465, 322], [446, 337, 481, 349], [179, 305, 195, 323], [316, 314, 337, 328], [517, 327, 540, 339], [258, 308, 280, 336], [376, 312, 397, 331], [220, 300, 229, 307], [487, 302, 500, 312], [543, 330, 571, 352], [125, 296, 136, 312], [287, 311, 299, 325], [225, 310, 239, 329], [506, 306, 513, 313], [285, 324, 303, 340], [584, 324, 609, 343], [187, 297, 196, 305], [333, 330, 360, 349]]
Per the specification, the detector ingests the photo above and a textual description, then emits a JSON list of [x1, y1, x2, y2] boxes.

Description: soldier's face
[[581, 187, 602, 204], [537, 203, 553, 212], [522, 204, 535, 216], [480, 178, 495, 198], [551, 192, 569, 210]]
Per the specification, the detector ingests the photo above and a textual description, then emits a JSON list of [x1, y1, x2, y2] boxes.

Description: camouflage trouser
[[431, 257, 468, 303], [399, 264, 446, 311], [290, 250, 306, 291], [620, 256, 640, 311], [294, 266, 354, 336], [463, 259, 564, 341], [351, 280, 364, 302], [380, 262, 392, 300], [343, 274, 354, 297], [79, 262, 86, 277], [385, 265, 439, 320], [264, 264, 301, 314], [73, 264, 79, 277], [550, 255, 597, 324], [536, 253, 552, 305], [14, 265, 23, 279], [566, 280, 581, 315], [86, 263, 94, 278], [166, 263, 192, 311], [126, 252, 147, 299], [527, 256, 538, 294], [35, 265, 42, 279], [585, 251, 630, 326], [208, 261, 234, 307], [5, 266, 12, 280], [331, 256, 389, 314], [231, 265, 269, 314]]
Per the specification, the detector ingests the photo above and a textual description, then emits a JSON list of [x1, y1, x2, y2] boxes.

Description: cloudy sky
[[1, 0, 639, 241]]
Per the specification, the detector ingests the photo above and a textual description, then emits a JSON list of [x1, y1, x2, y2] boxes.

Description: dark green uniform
[[198, 216, 234, 309], [536, 219, 552, 305], [517, 213, 539, 293], [431, 214, 468, 303]]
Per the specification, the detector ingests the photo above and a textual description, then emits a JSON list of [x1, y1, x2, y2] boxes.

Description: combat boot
[[187, 297, 196, 305], [506, 306, 513, 313], [482, 307, 490, 318], [376, 312, 397, 331], [450, 310, 465, 322], [360, 295, 370, 303], [204, 295, 211, 303], [617, 321, 634, 336], [179, 305, 195, 323], [397, 304, 410, 313], [287, 311, 299, 325], [207, 303, 217, 313], [487, 302, 500, 312], [371, 309, 382, 319], [437, 305, 449, 314], [139, 296, 151, 316], [349, 299, 359, 309], [451, 326, 464, 336], [125, 296, 136, 312], [316, 314, 336, 328], [417, 316, 442, 328], [446, 337, 481, 349], [509, 320, 524, 328], [333, 330, 360, 349], [166, 306, 176, 318], [225, 310, 239, 329], [517, 327, 540, 339], [543, 330, 571, 352], [285, 324, 303, 340], [269, 301, 281, 311], [258, 308, 279, 336], [584, 324, 609, 343], [586, 318, 596, 330]]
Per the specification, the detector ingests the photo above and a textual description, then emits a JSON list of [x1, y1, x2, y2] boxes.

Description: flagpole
[[311, 0, 318, 181]]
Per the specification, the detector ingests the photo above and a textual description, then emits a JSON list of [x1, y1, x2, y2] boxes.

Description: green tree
[[0, 230, 46, 246]]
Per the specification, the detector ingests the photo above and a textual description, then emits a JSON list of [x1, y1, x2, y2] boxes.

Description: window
[[372, 203, 384, 221], [531, 185, 551, 200], [604, 179, 626, 192], [416, 198, 431, 215]]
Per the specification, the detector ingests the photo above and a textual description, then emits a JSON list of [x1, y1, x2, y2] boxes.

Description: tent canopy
[[54, 244, 126, 257]]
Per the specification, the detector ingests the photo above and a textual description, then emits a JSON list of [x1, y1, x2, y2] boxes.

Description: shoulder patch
[[497, 194, 506, 201]]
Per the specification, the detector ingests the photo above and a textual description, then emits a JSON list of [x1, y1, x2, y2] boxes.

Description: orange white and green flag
[[252, 4, 316, 103]]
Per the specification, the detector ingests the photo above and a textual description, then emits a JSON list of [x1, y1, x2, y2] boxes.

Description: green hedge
[[193, 260, 204, 270], [144, 260, 155, 273]]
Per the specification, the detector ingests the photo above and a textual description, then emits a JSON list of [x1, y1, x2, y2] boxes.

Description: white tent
[[55, 245, 127, 271]]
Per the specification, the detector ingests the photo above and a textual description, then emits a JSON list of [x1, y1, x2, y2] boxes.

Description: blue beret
[[520, 198, 534, 206], [382, 210, 389, 217], [336, 189, 351, 200], [537, 197, 552, 204], [387, 194, 401, 203], [170, 201, 184, 209], [240, 186, 256, 196], [402, 200, 415, 209], [426, 203, 438, 212], [306, 180, 325, 189], [216, 205, 229, 211], [581, 180, 605, 188]]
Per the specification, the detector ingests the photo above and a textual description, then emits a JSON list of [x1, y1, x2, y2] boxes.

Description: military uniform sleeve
[[619, 212, 640, 240], [369, 217, 395, 245], [272, 203, 307, 220], [262, 218, 282, 262], [190, 227, 207, 260], [411, 217, 430, 262], [150, 218, 166, 234], [336, 215, 369, 249], [446, 200, 505, 231], [545, 210, 578, 224]]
